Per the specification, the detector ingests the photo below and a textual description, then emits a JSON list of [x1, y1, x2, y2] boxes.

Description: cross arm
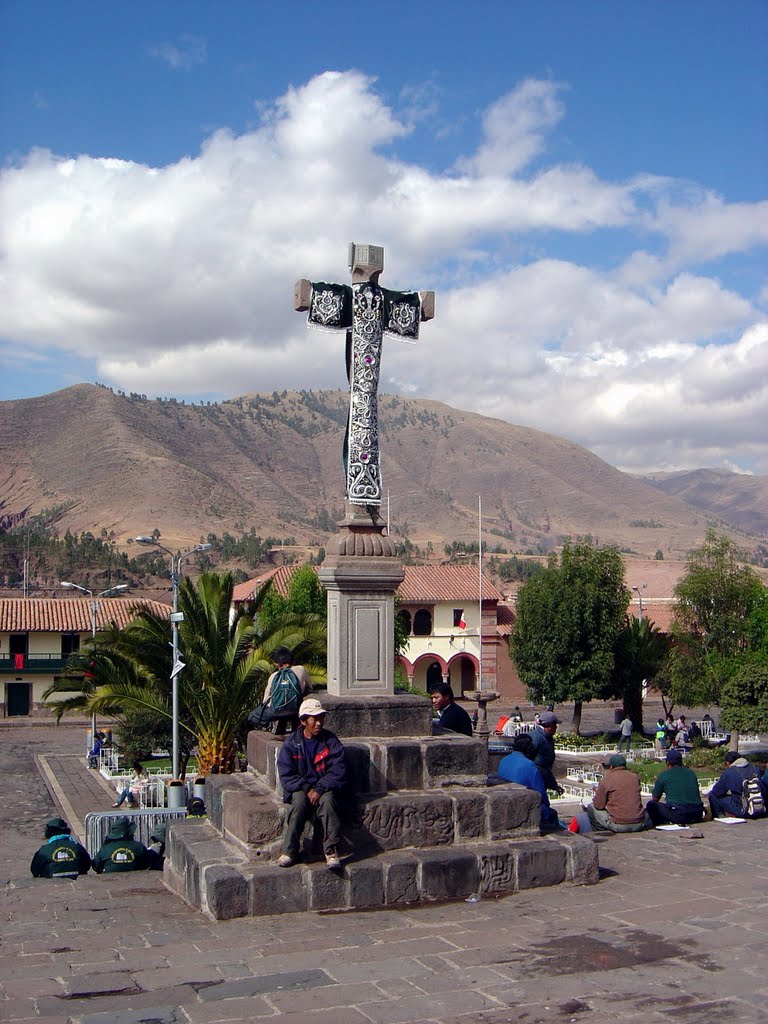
[[294, 278, 313, 312]]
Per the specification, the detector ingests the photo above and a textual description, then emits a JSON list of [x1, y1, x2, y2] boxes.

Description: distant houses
[[0, 597, 170, 718]]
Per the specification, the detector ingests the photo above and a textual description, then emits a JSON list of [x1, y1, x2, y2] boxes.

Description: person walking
[[617, 715, 633, 753]]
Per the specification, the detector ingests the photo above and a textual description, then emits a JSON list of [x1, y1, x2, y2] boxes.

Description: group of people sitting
[[30, 816, 167, 878], [581, 746, 767, 832]]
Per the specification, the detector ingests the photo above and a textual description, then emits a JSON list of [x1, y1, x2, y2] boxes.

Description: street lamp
[[134, 537, 212, 781], [632, 583, 647, 622], [59, 582, 129, 752]]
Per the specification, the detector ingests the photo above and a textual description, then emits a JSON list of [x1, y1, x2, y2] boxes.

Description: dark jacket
[[30, 835, 91, 879], [277, 727, 347, 801], [92, 819, 150, 873], [710, 759, 767, 817], [437, 701, 473, 737], [530, 725, 558, 790]]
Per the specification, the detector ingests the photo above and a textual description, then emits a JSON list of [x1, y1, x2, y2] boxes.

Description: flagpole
[[478, 494, 482, 691]]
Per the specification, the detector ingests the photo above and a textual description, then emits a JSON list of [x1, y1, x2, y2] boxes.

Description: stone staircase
[[164, 718, 599, 919]]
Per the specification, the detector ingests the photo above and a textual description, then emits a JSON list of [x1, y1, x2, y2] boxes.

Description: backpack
[[267, 667, 302, 718], [741, 769, 766, 819]]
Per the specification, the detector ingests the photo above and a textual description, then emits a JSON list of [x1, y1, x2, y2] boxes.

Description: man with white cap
[[276, 697, 348, 869]]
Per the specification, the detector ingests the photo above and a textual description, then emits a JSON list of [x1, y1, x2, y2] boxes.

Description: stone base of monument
[[163, 728, 599, 920]]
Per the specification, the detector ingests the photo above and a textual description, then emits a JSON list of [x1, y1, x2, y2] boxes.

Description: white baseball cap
[[298, 698, 328, 718]]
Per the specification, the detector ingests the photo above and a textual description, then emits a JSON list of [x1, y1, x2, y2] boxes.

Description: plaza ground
[[1, 718, 766, 1024]]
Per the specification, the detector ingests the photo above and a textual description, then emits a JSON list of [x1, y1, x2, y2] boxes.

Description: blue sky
[[1, 1, 767, 474]]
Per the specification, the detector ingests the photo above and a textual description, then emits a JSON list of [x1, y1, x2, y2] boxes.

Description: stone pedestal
[[318, 502, 403, 697]]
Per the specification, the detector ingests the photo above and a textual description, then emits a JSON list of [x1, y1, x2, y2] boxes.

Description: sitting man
[[264, 647, 313, 735], [92, 816, 151, 873], [30, 817, 91, 879], [585, 754, 650, 832], [708, 750, 767, 819], [497, 733, 560, 829], [431, 684, 473, 737], [646, 748, 705, 826], [276, 697, 347, 870]]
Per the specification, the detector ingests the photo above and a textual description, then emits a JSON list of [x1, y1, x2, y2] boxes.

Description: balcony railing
[[0, 653, 70, 674]]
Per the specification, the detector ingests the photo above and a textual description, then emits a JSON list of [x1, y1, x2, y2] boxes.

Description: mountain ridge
[[1, 383, 765, 562]]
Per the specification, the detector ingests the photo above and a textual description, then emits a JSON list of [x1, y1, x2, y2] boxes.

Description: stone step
[[164, 818, 599, 920], [204, 773, 541, 856], [247, 729, 489, 796]]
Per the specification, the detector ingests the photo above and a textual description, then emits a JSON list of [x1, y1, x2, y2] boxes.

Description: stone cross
[[295, 243, 435, 507]]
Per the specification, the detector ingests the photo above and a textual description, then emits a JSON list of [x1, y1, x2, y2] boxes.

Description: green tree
[[52, 572, 326, 774], [509, 542, 629, 733], [612, 616, 671, 734], [666, 530, 765, 728]]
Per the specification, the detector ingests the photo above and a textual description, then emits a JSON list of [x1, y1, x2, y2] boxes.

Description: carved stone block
[[203, 864, 249, 920], [452, 791, 487, 839], [360, 793, 454, 850], [382, 853, 419, 905], [347, 860, 385, 909], [477, 846, 516, 894], [486, 785, 540, 837], [417, 848, 479, 899], [384, 740, 425, 790], [308, 863, 349, 911], [424, 735, 487, 785], [513, 839, 567, 889], [249, 865, 309, 915], [550, 833, 600, 885]]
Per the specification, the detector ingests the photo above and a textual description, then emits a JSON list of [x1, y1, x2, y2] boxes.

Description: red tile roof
[[399, 565, 502, 603], [0, 598, 171, 633], [233, 563, 504, 606], [630, 600, 676, 632]]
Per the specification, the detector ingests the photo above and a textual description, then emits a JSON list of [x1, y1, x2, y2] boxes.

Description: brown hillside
[[0, 384, 764, 560], [641, 469, 768, 537]]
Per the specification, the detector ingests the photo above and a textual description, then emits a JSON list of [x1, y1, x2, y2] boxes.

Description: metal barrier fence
[[84, 808, 187, 857]]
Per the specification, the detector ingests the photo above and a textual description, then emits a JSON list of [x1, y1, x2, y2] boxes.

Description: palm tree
[[613, 615, 671, 734], [51, 572, 326, 774]]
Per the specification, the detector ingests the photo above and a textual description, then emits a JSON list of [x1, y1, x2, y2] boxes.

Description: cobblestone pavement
[[2, 724, 767, 1023]]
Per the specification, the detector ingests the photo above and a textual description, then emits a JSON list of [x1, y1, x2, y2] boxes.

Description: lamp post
[[134, 537, 212, 781], [59, 581, 129, 753], [632, 583, 647, 622]]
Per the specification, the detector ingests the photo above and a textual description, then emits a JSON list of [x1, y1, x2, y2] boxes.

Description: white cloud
[[149, 34, 207, 70], [0, 70, 766, 474]]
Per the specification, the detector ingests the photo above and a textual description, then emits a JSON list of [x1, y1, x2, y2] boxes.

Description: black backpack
[[267, 667, 302, 718], [741, 769, 766, 819]]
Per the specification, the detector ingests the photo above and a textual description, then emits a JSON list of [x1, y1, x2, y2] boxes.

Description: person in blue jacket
[[497, 733, 560, 828], [276, 698, 348, 870], [708, 750, 767, 818]]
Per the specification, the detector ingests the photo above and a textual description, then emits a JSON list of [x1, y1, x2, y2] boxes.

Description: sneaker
[[277, 854, 294, 868], [325, 849, 341, 870]]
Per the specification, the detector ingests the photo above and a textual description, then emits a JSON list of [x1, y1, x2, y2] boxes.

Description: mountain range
[[1, 384, 766, 564]]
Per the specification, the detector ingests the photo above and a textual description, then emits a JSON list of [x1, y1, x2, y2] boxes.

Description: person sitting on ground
[[585, 754, 650, 833], [497, 733, 560, 829], [530, 711, 564, 795], [645, 748, 705, 826], [501, 715, 522, 737], [276, 697, 348, 870], [146, 823, 167, 869], [664, 714, 676, 744], [186, 797, 206, 817], [30, 817, 91, 879], [92, 816, 151, 873], [708, 750, 767, 819], [688, 720, 702, 742], [113, 760, 149, 808], [493, 714, 510, 736], [431, 684, 473, 737], [263, 647, 313, 735]]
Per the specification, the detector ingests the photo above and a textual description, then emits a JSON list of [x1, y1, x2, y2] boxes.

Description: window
[[61, 634, 81, 656], [397, 609, 412, 636], [413, 608, 432, 636], [453, 608, 467, 629]]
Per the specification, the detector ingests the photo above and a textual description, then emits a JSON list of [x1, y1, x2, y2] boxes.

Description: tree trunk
[[729, 727, 740, 753], [571, 700, 583, 736]]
